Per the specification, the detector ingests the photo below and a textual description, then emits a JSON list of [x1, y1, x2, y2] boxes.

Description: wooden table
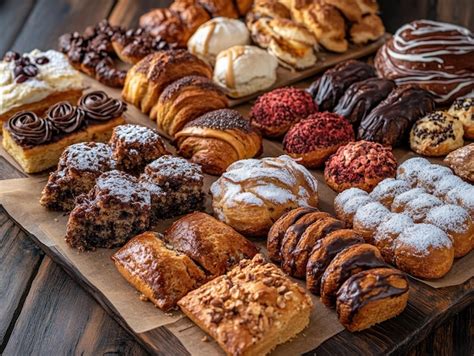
[[0, 1, 472, 355]]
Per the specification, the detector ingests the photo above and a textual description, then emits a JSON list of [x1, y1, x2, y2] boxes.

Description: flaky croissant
[[121, 50, 213, 120], [157, 75, 229, 137], [175, 109, 262, 175]]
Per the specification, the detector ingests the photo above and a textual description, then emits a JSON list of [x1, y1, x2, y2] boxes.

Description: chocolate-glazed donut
[[6, 112, 52, 146], [47, 101, 85, 133]]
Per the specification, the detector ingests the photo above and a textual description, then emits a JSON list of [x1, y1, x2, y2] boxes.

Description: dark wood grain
[[109, 0, 172, 27], [2, 257, 148, 356], [436, 0, 474, 30]]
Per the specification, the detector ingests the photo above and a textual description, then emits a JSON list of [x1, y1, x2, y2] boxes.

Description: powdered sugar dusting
[[397, 223, 452, 253], [404, 194, 443, 222], [370, 178, 411, 202], [95, 170, 150, 207], [375, 213, 414, 238], [113, 124, 164, 145], [335, 188, 368, 207], [60, 142, 115, 172], [354, 202, 392, 229], [342, 195, 374, 215], [417, 164, 453, 191], [425, 204, 471, 234], [434, 175, 465, 198], [397, 157, 430, 182], [146, 155, 202, 182], [391, 188, 426, 210]]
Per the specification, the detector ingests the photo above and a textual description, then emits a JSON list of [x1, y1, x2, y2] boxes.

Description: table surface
[[0, 1, 473, 355]]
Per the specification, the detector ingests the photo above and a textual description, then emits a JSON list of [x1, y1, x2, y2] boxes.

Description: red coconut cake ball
[[249, 87, 317, 138], [283, 112, 354, 168], [324, 140, 397, 193]]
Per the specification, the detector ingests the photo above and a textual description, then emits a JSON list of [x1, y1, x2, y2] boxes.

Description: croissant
[[157, 75, 229, 137], [175, 109, 262, 175], [121, 50, 213, 119]]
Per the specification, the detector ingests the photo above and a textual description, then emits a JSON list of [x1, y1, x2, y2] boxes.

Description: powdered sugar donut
[[391, 187, 427, 213], [374, 214, 414, 264], [370, 178, 411, 207], [396, 157, 430, 186], [445, 185, 474, 219], [416, 164, 453, 193], [352, 202, 392, 243], [433, 175, 466, 200], [403, 194, 443, 223], [334, 194, 374, 227]]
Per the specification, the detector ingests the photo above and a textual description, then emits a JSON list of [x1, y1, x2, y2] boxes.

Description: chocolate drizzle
[[79, 91, 126, 122], [6, 112, 52, 146], [47, 101, 85, 133]]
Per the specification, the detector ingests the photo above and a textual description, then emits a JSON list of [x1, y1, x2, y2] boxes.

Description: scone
[[211, 155, 319, 237], [444, 143, 474, 183], [448, 97, 474, 139], [213, 45, 278, 98], [410, 111, 464, 156], [178, 254, 313, 356]]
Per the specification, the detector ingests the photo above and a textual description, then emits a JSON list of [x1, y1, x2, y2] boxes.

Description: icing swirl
[[47, 101, 85, 133], [7, 112, 52, 146], [79, 91, 126, 121]]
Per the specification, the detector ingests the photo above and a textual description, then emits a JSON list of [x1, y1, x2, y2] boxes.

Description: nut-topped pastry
[[410, 111, 464, 157], [0, 49, 84, 126], [211, 155, 319, 236], [175, 109, 262, 175], [177, 254, 313, 356], [444, 143, 474, 183], [324, 141, 397, 193], [448, 97, 474, 139]]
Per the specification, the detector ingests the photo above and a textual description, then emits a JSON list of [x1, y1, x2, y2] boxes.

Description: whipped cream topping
[[0, 49, 84, 115]]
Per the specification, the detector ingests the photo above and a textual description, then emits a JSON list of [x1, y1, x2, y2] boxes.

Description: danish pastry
[[352, 202, 392, 243], [175, 109, 263, 175], [210, 155, 319, 236], [444, 143, 474, 183], [138, 8, 189, 46], [448, 97, 474, 139]]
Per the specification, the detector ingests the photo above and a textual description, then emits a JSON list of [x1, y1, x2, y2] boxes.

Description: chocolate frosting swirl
[[7, 112, 52, 146], [79, 91, 126, 122], [47, 101, 85, 133]]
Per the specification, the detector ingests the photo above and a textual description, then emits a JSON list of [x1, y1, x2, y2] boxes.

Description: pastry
[[169, 0, 213, 38], [444, 185, 474, 220], [350, 13, 385, 44], [249, 87, 317, 138], [3, 90, 126, 174], [306, 229, 364, 294], [138, 8, 189, 46], [320, 243, 386, 307], [402, 194, 443, 223], [369, 178, 411, 208], [175, 109, 263, 175], [122, 50, 213, 119], [139, 155, 205, 220], [210, 155, 319, 236], [358, 86, 436, 147], [112, 231, 207, 311], [0, 50, 84, 126], [156, 75, 228, 137], [373, 214, 414, 264], [393, 223, 454, 279], [425, 204, 474, 258], [336, 268, 409, 331], [188, 17, 250, 65], [177, 254, 313, 356], [322, 0, 363, 21], [283, 112, 354, 168], [163, 212, 258, 278], [333, 78, 395, 127], [249, 17, 317, 69], [444, 143, 474, 182], [334, 189, 374, 227], [390, 188, 427, 213], [352, 202, 392, 243], [197, 0, 239, 18], [396, 157, 431, 187], [433, 174, 466, 200], [213, 45, 278, 98], [109, 124, 168, 174], [291, 0, 348, 53], [234, 0, 254, 16], [324, 140, 397, 193], [414, 164, 452, 194], [308, 60, 376, 111], [245, 0, 291, 24], [448, 98, 474, 139], [375, 20, 474, 105], [40, 142, 116, 211], [410, 111, 464, 157], [65, 170, 151, 251], [354, 0, 379, 14], [267, 207, 319, 263]]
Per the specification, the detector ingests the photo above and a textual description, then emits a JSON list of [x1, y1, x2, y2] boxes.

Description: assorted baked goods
[[210, 155, 319, 236], [0, 49, 84, 126], [175, 108, 263, 175], [324, 140, 397, 193], [178, 254, 312, 355], [267, 207, 409, 331], [444, 143, 474, 182], [249, 87, 317, 137], [2, 91, 126, 173], [375, 20, 474, 105], [213, 45, 278, 98], [448, 97, 474, 139], [283, 112, 354, 167]]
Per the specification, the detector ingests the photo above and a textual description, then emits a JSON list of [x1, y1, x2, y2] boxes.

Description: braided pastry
[[175, 109, 262, 175]]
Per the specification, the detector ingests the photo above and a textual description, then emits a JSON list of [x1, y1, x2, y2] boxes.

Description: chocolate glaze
[[358, 86, 435, 146], [6, 112, 52, 147], [47, 101, 85, 133], [334, 78, 395, 126], [308, 60, 376, 111], [79, 90, 126, 122]]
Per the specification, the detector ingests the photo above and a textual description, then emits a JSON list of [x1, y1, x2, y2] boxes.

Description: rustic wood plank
[[11, 0, 116, 53], [109, 0, 172, 28], [0, 0, 37, 55], [0, 211, 43, 352], [2, 257, 148, 356], [0, 157, 26, 179]]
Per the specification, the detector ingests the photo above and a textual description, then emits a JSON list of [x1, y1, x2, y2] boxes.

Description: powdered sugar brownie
[[352, 202, 392, 243], [374, 214, 414, 263], [370, 178, 411, 208], [40, 142, 116, 211]]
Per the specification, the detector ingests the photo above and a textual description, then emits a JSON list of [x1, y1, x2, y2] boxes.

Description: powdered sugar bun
[[353, 202, 392, 243], [425, 204, 474, 257], [416, 164, 453, 193], [335, 194, 374, 227], [434, 175, 465, 200], [396, 157, 430, 186], [391, 187, 426, 213], [370, 178, 411, 207], [445, 185, 474, 219], [403, 194, 443, 223], [374, 213, 414, 264], [394, 223, 454, 279]]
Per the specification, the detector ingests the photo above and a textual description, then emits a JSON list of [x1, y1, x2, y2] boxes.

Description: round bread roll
[[410, 111, 464, 157], [210, 155, 319, 236], [352, 202, 392, 243], [448, 97, 474, 139], [374, 213, 414, 264], [369, 178, 411, 208], [393, 223, 454, 279]]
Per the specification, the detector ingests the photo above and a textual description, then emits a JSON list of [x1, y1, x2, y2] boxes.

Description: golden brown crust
[[170, 0, 212, 36], [138, 8, 188, 46], [122, 50, 212, 118], [197, 0, 239, 18], [350, 14, 385, 45], [323, 0, 363, 21], [443, 143, 474, 183], [163, 212, 258, 278], [177, 254, 313, 356], [112, 231, 207, 311], [246, 0, 291, 25], [235, 0, 254, 15]]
